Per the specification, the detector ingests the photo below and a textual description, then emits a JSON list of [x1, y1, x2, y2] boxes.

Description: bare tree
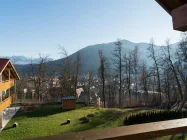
[[162, 65, 171, 103], [148, 38, 162, 104], [58, 46, 73, 96], [30, 54, 52, 102], [73, 51, 82, 96], [163, 40, 183, 101], [86, 72, 93, 105], [112, 40, 123, 107], [178, 33, 187, 62], [174, 33, 187, 109], [139, 61, 149, 105], [16, 72, 27, 104], [59, 46, 82, 97], [132, 46, 140, 103], [106, 74, 118, 107], [98, 50, 109, 107], [123, 51, 133, 106]]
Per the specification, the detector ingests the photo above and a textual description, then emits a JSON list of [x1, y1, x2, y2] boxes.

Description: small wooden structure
[[62, 96, 76, 110]]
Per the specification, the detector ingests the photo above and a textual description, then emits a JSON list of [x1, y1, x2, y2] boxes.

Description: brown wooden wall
[[62, 100, 76, 110]]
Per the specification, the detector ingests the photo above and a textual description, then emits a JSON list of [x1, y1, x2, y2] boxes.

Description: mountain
[[50, 39, 179, 74], [4, 39, 179, 75], [0, 56, 40, 65]]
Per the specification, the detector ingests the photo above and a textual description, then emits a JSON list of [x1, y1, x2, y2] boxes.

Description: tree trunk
[[179, 85, 187, 110]]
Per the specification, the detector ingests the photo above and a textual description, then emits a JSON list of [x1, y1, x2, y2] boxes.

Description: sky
[[0, 0, 181, 59]]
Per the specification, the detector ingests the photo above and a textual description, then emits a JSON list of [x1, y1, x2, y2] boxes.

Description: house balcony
[[0, 79, 15, 92], [0, 93, 16, 112]]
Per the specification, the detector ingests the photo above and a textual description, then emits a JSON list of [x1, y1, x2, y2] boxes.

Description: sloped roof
[[0, 58, 20, 80], [156, 0, 187, 15], [0, 59, 9, 73], [62, 96, 77, 100]]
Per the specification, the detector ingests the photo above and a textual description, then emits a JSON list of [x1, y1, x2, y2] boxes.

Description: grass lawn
[[0, 104, 160, 140], [1, 104, 187, 140]]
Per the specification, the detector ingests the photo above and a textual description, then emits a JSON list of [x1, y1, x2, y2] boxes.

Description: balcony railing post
[[14, 80, 16, 94], [0, 73, 2, 83], [8, 70, 10, 98], [8, 69, 10, 81], [0, 111, 3, 128], [0, 92, 2, 102]]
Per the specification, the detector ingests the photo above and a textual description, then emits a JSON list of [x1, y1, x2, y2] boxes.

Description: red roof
[[0, 58, 20, 80], [0, 58, 9, 73]]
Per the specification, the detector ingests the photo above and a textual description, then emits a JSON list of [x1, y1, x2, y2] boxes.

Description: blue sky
[[0, 0, 181, 59]]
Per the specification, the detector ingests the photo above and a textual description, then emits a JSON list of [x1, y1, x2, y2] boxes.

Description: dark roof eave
[[155, 0, 172, 15]]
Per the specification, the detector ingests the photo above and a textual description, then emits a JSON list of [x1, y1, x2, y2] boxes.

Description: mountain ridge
[[1, 39, 179, 74]]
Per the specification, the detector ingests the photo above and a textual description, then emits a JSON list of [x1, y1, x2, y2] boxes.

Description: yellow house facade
[[0, 58, 20, 128]]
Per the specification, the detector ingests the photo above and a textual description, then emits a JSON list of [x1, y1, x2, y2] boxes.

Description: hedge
[[124, 110, 187, 125]]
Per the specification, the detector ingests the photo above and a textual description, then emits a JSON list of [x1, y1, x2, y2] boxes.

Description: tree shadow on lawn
[[2, 126, 14, 131], [15, 104, 88, 119], [15, 104, 72, 118], [60, 122, 70, 126], [70, 109, 145, 132], [15, 104, 155, 120]]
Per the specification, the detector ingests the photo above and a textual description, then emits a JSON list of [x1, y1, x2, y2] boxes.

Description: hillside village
[[16, 72, 167, 108]]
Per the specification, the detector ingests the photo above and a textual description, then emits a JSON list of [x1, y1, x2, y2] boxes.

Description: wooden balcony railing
[[28, 118, 187, 140], [0, 93, 16, 112], [0, 79, 14, 92]]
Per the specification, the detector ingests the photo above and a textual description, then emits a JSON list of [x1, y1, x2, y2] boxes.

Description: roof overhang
[[156, 0, 187, 32], [155, 0, 187, 15]]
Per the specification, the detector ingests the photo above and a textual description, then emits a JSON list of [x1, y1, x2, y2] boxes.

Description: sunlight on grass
[[0, 104, 161, 140]]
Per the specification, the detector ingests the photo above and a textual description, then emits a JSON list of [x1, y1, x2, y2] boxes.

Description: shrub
[[94, 112, 99, 115], [123, 110, 187, 125], [87, 113, 94, 117], [79, 117, 89, 124], [79, 116, 88, 121]]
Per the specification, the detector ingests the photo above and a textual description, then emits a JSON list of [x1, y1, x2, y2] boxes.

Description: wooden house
[[0, 58, 20, 128], [62, 96, 76, 110]]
